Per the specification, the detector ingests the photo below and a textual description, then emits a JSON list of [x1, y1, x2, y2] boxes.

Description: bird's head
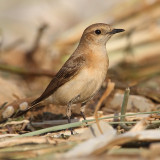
[[80, 23, 125, 45]]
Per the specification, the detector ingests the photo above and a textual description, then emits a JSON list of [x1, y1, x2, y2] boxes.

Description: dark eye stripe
[[95, 30, 101, 35]]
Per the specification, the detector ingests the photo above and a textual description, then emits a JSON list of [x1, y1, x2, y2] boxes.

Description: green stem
[[83, 110, 160, 123], [14, 111, 160, 138], [15, 122, 86, 138], [121, 88, 130, 122]]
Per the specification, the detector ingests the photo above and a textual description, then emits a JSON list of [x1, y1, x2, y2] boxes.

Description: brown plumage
[[31, 54, 85, 106], [30, 23, 124, 134]]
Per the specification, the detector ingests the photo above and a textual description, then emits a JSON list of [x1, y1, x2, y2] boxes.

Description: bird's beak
[[109, 28, 125, 34]]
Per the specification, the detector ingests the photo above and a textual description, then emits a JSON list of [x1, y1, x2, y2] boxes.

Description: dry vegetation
[[0, 0, 160, 159]]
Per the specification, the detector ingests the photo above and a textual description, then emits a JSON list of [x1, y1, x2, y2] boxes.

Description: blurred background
[[0, 0, 159, 65], [0, 0, 120, 48], [0, 1, 160, 159], [0, 0, 160, 119]]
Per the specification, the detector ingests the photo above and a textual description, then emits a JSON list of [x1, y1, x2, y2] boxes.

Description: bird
[[30, 23, 124, 134]]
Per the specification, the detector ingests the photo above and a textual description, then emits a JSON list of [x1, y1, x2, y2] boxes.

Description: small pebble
[[19, 102, 28, 111], [2, 106, 14, 118]]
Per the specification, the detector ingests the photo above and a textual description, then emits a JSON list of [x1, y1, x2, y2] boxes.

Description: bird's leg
[[66, 102, 73, 135], [80, 102, 87, 124], [66, 102, 72, 123], [81, 102, 96, 136], [66, 95, 80, 135]]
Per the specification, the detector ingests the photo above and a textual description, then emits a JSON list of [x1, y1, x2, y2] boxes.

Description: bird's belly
[[51, 67, 107, 105]]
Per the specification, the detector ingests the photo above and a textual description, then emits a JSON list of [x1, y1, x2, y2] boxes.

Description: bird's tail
[[30, 96, 43, 106], [14, 96, 44, 117]]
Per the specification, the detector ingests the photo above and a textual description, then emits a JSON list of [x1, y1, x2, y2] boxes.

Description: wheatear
[[31, 23, 124, 134]]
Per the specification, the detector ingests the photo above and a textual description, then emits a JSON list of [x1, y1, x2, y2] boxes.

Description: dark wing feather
[[31, 54, 85, 106]]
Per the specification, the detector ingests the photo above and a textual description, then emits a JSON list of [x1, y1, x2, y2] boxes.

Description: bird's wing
[[31, 54, 86, 106]]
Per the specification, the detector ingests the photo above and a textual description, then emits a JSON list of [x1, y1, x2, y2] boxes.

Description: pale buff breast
[[51, 50, 109, 105]]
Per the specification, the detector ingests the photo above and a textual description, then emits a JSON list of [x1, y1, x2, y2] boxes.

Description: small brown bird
[[31, 23, 124, 134]]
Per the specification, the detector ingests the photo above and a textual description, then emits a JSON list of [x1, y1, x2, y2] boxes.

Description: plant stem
[[84, 110, 160, 123], [15, 117, 160, 137], [15, 122, 86, 137], [120, 88, 130, 122]]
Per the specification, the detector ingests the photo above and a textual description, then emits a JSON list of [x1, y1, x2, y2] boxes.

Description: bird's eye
[[95, 29, 101, 35]]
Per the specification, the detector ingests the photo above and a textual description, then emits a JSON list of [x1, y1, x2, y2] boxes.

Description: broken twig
[[94, 80, 115, 134], [120, 88, 130, 131], [120, 88, 130, 122], [0, 64, 54, 77]]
